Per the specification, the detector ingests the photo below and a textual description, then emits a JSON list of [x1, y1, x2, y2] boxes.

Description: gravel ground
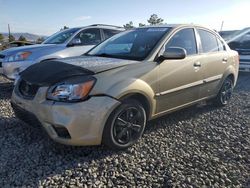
[[0, 73, 249, 187]]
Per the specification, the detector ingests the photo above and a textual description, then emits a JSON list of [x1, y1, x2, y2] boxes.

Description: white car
[[0, 24, 124, 80]]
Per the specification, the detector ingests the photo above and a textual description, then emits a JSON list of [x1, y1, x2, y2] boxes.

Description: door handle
[[193, 62, 201, 67], [222, 58, 228, 62]]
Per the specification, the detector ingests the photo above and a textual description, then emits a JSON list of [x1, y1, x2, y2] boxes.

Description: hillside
[[1, 32, 47, 42]]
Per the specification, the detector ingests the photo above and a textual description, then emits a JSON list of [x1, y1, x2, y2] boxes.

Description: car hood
[[20, 56, 140, 86], [58, 56, 140, 73], [0, 44, 60, 56]]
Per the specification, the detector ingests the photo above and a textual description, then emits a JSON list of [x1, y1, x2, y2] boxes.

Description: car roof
[[138, 24, 214, 30], [70, 24, 124, 31]]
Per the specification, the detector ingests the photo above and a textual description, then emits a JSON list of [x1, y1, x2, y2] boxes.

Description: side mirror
[[67, 38, 82, 47], [158, 47, 187, 62]]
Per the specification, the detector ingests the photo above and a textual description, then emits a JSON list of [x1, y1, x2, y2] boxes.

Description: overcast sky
[[0, 0, 249, 36]]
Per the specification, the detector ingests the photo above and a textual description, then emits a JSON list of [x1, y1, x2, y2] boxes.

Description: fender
[[215, 65, 238, 95], [36, 55, 62, 64], [105, 78, 157, 119]]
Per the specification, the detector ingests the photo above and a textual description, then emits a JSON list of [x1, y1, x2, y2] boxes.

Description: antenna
[[8, 24, 11, 43], [220, 21, 224, 31]]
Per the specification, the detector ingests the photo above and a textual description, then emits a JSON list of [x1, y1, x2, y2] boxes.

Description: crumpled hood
[[58, 56, 140, 73], [20, 56, 140, 86], [0, 44, 59, 56]]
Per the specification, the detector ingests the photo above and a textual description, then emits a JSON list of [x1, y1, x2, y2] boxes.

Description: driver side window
[[73, 29, 101, 45], [165, 28, 197, 56]]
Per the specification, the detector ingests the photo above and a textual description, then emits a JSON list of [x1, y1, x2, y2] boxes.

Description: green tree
[[0, 33, 4, 42], [36, 37, 45, 44], [9, 34, 15, 42], [18, 35, 27, 41], [123, 21, 134, 30], [139, 23, 146, 27], [60, 26, 69, 30], [147, 14, 164, 25]]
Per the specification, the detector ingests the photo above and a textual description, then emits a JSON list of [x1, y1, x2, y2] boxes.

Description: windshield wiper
[[94, 53, 115, 58]]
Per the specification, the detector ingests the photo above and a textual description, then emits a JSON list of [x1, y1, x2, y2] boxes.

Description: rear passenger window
[[217, 39, 226, 51], [165, 28, 197, 56], [103, 29, 121, 40], [198, 29, 219, 53]]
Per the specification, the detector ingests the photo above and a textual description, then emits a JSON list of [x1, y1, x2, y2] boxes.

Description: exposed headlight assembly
[[5, 51, 32, 62], [47, 77, 96, 102]]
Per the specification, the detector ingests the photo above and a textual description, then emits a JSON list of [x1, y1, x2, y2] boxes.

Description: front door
[[62, 28, 102, 57], [156, 28, 203, 114]]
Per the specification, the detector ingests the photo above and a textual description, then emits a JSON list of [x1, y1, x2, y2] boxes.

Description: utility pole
[[220, 21, 224, 31], [8, 24, 11, 43]]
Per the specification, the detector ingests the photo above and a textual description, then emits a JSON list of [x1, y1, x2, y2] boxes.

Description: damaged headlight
[[47, 77, 96, 102]]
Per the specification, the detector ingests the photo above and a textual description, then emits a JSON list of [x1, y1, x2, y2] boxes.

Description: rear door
[[196, 28, 229, 98], [156, 28, 203, 114]]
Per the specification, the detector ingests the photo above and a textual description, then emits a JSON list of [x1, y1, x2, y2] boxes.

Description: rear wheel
[[102, 99, 146, 150], [214, 77, 234, 106]]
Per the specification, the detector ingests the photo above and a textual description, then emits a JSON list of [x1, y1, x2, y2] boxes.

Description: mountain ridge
[[1, 32, 47, 42]]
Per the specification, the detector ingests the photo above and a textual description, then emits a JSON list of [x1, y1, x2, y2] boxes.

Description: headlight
[[5, 51, 32, 62], [47, 77, 96, 102]]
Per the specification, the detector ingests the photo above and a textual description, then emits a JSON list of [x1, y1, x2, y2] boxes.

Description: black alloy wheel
[[214, 77, 234, 106], [103, 99, 146, 150]]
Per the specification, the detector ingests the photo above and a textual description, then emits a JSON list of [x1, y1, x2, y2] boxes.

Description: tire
[[102, 99, 147, 150], [213, 77, 234, 106]]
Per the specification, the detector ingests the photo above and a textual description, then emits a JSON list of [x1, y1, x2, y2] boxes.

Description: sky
[[0, 0, 249, 36]]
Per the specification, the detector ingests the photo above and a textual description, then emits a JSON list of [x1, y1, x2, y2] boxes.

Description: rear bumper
[[11, 87, 120, 146]]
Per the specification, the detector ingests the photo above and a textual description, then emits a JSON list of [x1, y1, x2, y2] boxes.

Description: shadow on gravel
[[145, 102, 218, 134], [0, 82, 14, 99]]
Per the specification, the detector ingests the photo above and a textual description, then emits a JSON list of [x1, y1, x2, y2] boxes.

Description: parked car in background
[[0, 24, 124, 80], [227, 27, 250, 72], [11, 24, 239, 149], [219, 30, 238, 41]]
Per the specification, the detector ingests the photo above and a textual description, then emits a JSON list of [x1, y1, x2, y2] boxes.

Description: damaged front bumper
[[11, 87, 121, 146]]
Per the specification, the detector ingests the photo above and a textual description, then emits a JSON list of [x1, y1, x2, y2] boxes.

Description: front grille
[[18, 79, 39, 99], [11, 102, 42, 128]]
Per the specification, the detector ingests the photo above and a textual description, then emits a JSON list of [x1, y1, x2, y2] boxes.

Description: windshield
[[43, 28, 80, 44], [87, 27, 171, 61]]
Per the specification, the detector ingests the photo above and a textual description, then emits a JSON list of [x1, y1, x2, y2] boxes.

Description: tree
[[60, 26, 69, 30], [0, 33, 4, 41], [9, 34, 15, 42], [147, 14, 164, 25], [36, 37, 45, 44], [123, 21, 134, 30], [18, 35, 27, 41], [139, 23, 146, 27]]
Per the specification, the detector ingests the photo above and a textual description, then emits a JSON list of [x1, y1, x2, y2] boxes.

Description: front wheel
[[213, 77, 234, 106], [102, 99, 147, 150]]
